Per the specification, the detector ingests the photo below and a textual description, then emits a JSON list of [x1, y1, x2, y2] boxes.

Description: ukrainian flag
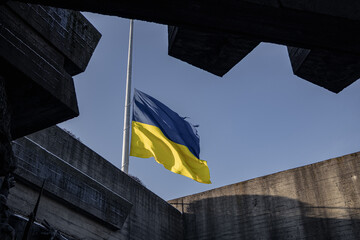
[[130, 89, 211, 184]]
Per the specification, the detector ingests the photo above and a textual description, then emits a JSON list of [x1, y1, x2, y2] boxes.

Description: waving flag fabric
[[130, 89, 211, 184]]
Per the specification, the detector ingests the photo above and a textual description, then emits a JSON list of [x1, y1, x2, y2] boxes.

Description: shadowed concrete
[[169, 26, 360, 92], [7, 127, 360, 239], [8, 214, 77, 240], [288, 47, 360, 93], [10, 0, 360, 92], [0, 3, 100, 139], [0, 77, 15, 176], [8, 126, 183, 240], [6, 2, 101, 75], [12, 138, 133, 230], [169, 152, 360, 239], [11, 0, 360, 54], [168, 26, 259, 77]]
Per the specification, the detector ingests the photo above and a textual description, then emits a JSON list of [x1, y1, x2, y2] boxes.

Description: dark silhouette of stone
[[0, 174, 16, 240], [288, 46, 360, 93], [0, 3, 101, 139], [168, 26, 260, 76], [0, 78, 15, 176]]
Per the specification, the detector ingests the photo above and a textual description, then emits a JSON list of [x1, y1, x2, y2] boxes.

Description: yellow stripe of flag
[[130, 121, 211, 184]]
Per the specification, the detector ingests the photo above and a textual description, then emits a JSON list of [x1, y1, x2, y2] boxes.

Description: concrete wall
[[8, 126, 183, 240], [169, 152, 360, 239], [8, 125, 360, 239]]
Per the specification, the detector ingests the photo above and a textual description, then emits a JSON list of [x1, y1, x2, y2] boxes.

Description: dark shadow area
[[8, 214, 77, 240], [172, 194, 360, 240]]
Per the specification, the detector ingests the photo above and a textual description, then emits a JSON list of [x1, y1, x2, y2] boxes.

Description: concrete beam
[[168, 26, 260, 76], [11, 0, 360, 55], [288, 47, 360, 93]]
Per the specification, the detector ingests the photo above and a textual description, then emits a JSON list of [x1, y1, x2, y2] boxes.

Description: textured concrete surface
[[8, 126, 183, 240], [11, 138, 132, 230], [288, 47, 360, 93], [11, 0, 360, 55], [169, 152, 360, 239], [6, 2, 101, 76], [0, 3, 100, 139], [168, 26, 259, 76], [8, 214, 77, 240], [10, 0, 360, 92]]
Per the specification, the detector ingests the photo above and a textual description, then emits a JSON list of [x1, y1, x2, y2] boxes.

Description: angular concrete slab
[[0, 3, 100, 139], [6, 2, 101, 76], [288, 47, 360, 93], [12, 138, 133, 230], [12, 0, 360, 55], [8, 126, 183, 240], [168, 26, 260, 76]]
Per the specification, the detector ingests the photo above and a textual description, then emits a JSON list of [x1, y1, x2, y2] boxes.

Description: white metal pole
[[121, 19, 134, 174]]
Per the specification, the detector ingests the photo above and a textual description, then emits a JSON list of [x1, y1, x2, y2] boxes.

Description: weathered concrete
[[8, 214, 78, 240], [0, 3, 100, 139], [12, 138, 132, 230], [8, 126, 183, 240], [11, 0, 360, 55], [288, 47, 360, 93], [169, 152, 360, 239], [169, 26, 360, 92], [6, 2, 101, 76], [168, 26, 259, 76], [9, 0, 360, 92]]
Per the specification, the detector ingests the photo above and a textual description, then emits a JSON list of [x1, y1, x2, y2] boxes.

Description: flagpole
[[121, 19, 134, 174]]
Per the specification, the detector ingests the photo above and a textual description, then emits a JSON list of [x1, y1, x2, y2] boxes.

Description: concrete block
[[11, 138, 132, 230], [6, 2, 101, 76], [8, 127, 183, 240], [11, 0, 360, 55], [0, 5, 78, 139], [0, 4, 100, 138], [11, 0, 360, 92], [288, 47, 360, 93], [168, 26, 259, 76]]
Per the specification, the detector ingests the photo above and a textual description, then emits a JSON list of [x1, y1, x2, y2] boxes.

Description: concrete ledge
[[288, 46, 360, 93], [12, 138, 132, 230], [10, 0, 360, 55], [168, 26, 259, 76]]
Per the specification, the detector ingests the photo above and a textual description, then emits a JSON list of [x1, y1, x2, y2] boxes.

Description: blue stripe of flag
[[132, 89, 200, 159]]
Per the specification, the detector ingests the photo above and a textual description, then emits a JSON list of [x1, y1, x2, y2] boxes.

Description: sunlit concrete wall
[[8, 126, 183, 240], [169, 152, 360, 240]]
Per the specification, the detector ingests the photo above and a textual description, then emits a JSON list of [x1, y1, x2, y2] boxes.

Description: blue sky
[[59, 13, 360, 200]]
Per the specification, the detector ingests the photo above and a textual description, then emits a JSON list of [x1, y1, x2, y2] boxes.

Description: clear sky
[[59, 13, 360, 201]]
